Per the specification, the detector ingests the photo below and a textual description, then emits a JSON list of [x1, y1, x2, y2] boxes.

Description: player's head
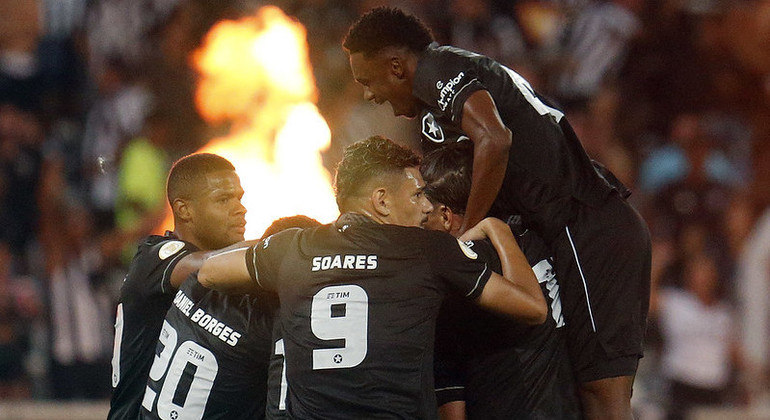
[[167, 153, 247, 250], [261, 215, 321, 240], [335, 135, 433, 227], [344, 7, 434, 118], [420, 141, 474, 236]]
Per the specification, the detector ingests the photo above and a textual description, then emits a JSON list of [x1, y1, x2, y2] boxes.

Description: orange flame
[[160, 6, 339, 238]]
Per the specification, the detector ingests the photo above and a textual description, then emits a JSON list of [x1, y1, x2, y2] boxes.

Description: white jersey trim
[[465, 264, 489, 297], [566, 226, 597, 332]]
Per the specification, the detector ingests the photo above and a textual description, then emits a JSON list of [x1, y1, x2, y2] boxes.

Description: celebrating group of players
[[108, 7, 651, 420]]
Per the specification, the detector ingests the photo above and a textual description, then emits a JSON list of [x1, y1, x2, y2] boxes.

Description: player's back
[[140, 274, 275, 420], [253, 213, 491, 419], [110, 233, 197, 420], [414, 44, 618, 241]]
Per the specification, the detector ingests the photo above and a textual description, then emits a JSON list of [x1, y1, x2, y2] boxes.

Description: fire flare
[[161, 6, 339, 238]]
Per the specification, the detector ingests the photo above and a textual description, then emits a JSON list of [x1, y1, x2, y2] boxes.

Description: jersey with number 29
[[246, 213, 492, 419]]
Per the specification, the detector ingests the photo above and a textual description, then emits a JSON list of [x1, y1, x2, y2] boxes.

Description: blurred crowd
[[1, 0, 769, 418]]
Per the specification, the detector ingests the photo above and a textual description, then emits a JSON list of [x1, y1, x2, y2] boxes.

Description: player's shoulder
[[379, 224, 443, 243], [123, 233, 196, 287], [462, 238, 496, 260], [134, 233, 193, 261], [412, 228, 480, 259], [261, 226, 313, 254]]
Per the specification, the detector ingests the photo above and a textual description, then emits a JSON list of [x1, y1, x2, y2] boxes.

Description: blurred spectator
[[555, 0, 643, 104], [0, 0, 43, 111], [80, 57, 151, 231], [0, 104, 45, 258], [445, 0, 527, 68], [45, 199, 114, 400], [84, 0, 180, 76], [115, 112, 171, 235], [0, 240, 42, 399], [653, 252, 746, 419], [639, 113, 740, 194]]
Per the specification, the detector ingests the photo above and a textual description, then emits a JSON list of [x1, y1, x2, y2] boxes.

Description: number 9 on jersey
[[311, 285, 369, 370]]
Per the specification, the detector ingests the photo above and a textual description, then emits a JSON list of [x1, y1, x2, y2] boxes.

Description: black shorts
[[551, 192, 651, 383]]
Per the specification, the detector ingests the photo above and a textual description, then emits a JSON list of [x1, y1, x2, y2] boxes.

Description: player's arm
[[169, 240, 259, 289], [477, 273, 546, 325], [467, 219, 546, 324], [461, 218, 544, 314], [438, 401, 467, 420], [459, 90, 512, 233], [196, 247, 255, 294]]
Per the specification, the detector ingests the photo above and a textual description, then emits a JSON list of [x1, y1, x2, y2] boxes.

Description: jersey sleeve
[[245, 228, 299, 292], [434, 352, 466, 406], [139, 238, 196, 296], [465, 239, 502, 274], [413, 47, 486, 125], [423, 231, 492, 300]]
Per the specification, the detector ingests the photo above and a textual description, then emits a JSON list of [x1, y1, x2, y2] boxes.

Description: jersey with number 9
[[247, 214, 493, 419]]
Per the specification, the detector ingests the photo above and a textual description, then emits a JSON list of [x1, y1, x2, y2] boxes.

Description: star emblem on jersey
[[333, 354, 343, 364], [421, 112, 444, 143], [170, 410, 178, 420]]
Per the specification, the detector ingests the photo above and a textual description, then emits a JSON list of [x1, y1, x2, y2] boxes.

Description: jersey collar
[[334, 212, 377, 232]]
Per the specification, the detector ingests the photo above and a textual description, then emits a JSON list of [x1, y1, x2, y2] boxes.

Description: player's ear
[[371, 187, 390, 217], [440, 205, 453, 230], [173, 198, 193, 222], [390, 57, 404, 79]]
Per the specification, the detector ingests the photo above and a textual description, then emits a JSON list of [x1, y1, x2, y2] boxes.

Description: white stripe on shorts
[[566, 226, 597, 332]]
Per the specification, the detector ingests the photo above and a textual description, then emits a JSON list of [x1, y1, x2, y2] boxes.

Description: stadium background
[[1, 0, 769, 418]]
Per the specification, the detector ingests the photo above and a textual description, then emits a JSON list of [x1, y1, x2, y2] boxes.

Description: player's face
[[349, 52, 418, 118], [189, 170, 247, 250], [388, 167, 433, 227]]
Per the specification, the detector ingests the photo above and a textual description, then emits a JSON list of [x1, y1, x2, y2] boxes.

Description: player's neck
[[347, 209, 383, 224], [172, 224, 208, 251]]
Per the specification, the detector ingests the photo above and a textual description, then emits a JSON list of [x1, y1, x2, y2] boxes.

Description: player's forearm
[[463, 132, 509, 230], [478, 273, 546, 324], [438, 401, 467, 420], [459, 90, 511, 231], [482, 219, 543, 309], [171, 240, 259, 288], [197, 247, 254, 293]]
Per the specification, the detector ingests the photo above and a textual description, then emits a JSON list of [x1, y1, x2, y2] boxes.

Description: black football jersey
[[434, 223, 581, 419], [109, 233, 198, 420], [265, 316, 288, 420], [245, 213, 493, 419], [140, 274, 277, 420], [414, 43, 620, 242]]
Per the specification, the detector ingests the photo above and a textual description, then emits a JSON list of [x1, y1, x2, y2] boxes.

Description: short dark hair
[[167, 153, 236, 204], [334, 136, 421, 211], [343, 7, 434, 57], [261, 215, 321, 239], [420, 141, 474, 214]]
